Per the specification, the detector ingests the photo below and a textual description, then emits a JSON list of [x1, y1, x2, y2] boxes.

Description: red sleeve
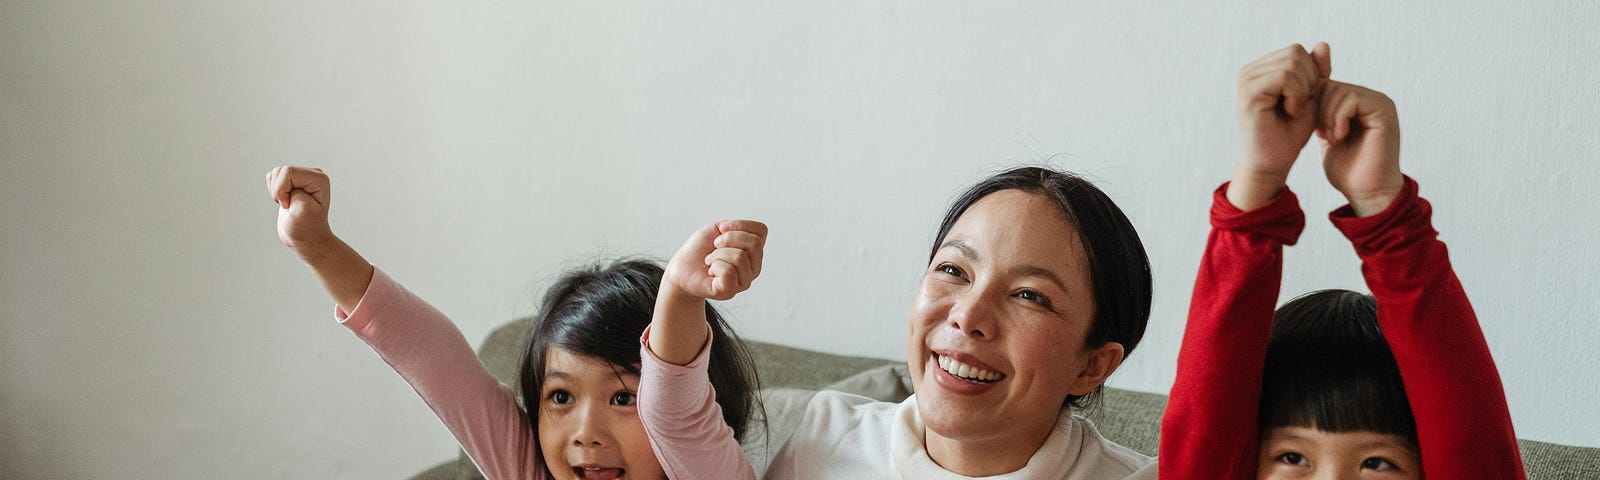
[[1160, 183, 1306, 479], [1330, 177, 1525, 479]]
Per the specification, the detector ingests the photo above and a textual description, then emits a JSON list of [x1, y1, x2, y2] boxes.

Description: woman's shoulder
[[1064, 415, 1156, 476], [799, 390, 901, 432]]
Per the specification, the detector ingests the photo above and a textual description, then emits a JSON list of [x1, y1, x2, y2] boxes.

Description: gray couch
[[412, 318, 1600, 479]]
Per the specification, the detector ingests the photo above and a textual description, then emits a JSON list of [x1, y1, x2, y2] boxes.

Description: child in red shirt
[[1160, 43, 1525, 479]]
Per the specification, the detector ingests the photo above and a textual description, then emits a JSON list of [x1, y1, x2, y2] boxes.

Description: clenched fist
[[1231, 42, 1332, 210], [266, 165, 335, 252], [663, 220, 768, 302], [1315, 80, 1404, 217]]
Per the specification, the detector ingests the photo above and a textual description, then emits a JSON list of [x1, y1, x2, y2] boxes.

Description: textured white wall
[[2, 1, 1596, 478]]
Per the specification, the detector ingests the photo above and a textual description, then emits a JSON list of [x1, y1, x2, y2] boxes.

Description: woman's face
[[906, 189, 1125, 467], [537, 348, 665, 480]]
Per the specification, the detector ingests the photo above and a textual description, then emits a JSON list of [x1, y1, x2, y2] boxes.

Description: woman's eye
[[1275, 452, 1308, 466], [548, 390, 573, 405], [1361, 457, 1399, 471], [936, 264, 963, 278], [1016, 290, 1052, 308], [611, 392, 636, 406]]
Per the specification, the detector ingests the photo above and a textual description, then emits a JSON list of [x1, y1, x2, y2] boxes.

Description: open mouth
[[572, 466, 625, 480], [934, 353, 1006, 383]]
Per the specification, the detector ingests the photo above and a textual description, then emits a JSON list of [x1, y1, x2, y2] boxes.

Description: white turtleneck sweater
[[764, 391, 1157, 479]]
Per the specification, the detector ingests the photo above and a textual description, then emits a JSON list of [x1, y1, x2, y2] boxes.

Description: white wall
[[2, 1, 1596, 477]]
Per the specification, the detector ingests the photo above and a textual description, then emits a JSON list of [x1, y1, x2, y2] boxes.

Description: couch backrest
[[442, 321, 1600, 480]]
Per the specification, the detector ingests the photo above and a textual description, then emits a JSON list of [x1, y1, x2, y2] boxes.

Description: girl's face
[[905, 190, 1125, 470], [537, 348, 665, 480], [1256, 426, 1421, 480]]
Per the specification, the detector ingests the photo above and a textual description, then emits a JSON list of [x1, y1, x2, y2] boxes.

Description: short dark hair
[[930, 166, 1152, 409], [517, 258, 760, 442], [1260, 289, 1417, 444]]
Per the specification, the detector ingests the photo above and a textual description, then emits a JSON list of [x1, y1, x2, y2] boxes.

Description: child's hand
[[265, 165, 372, 311], [1316, 80, 1404, 217], [1231, 42, 1332, 210], [663, 220, 768, 301], [651, 220, 766, 365], [266, 165, 336, 253]]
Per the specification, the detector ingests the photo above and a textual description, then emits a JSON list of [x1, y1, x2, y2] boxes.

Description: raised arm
[[639, 220, 766, 479], [267, 165, 372, 311], [1160, 43, 1327, 478], [267, 166, 544, 479], [1315, 82, 1526, 478]]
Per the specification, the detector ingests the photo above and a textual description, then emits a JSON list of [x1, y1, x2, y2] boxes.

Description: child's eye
[[547, 390, 573, 405], [1361, 457, 1399, 471], [611, 391, 636, 406], [1275, 452, 1308, 466]]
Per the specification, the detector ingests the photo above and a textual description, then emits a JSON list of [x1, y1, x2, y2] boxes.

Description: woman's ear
[[1068, 342, 1125, 396]]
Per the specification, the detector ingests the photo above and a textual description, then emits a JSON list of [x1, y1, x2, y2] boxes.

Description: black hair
[[1260, 289, 1418, 444], [930, 166, 1152, 409], [516, 258, 761, 445]]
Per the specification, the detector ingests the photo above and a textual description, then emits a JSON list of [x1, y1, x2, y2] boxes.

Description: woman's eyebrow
[[1012, 265, 1069, 294], [938, 239, 977, 259]]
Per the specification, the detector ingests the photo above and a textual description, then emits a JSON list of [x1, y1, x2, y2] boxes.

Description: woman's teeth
[[937, 355, 1004, 382]]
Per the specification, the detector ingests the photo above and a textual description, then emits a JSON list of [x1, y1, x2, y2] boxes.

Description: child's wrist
[[292, 234, 347, 265], [1344, 190, 1401, 217], [1227, 171, 1287, 212], [659, 281, 707, 309]]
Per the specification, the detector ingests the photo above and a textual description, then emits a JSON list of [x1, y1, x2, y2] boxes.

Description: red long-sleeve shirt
[[1159, 178, 1524, 479]]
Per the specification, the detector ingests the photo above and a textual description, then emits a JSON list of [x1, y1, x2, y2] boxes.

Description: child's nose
[[570, 406, 610, 447]]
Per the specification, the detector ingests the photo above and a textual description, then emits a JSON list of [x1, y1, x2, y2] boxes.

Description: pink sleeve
[[1330, 178, 1525, 479], [1160, 183, 1306, 478], [338, 267, 546, 480], [636, 326, 755, 480]]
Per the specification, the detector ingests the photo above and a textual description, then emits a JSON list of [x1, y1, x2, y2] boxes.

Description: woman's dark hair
[[929, 166, 1152, 409], [516, 258, 761, 442], [1260, 289, 1417, 444]]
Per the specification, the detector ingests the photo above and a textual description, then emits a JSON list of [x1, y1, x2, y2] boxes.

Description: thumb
[[286, 189, 326, 216], [1312, 42, 1332, 79]]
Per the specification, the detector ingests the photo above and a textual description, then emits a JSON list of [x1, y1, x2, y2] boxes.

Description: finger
[[714, 230, 765, 274], [1311, 41, 1332, 79], [283, 166, 331, 207], [271, 167, 298, 209], [1347, 84, 1398, 132], [705, 247, 754, 288], [679, 222, 724, 260], [1285, 48, 1322, 117], [1317, 81, 1349, 140], [294, 167, 331, 206], [707, 259, 743, 298], [1237, 68, 1293, 113], [717, 219, 768, 240], [266, 166, 282, 206], [1238, 53, 1315, 116], [287, 188, 321, 214], [714, 229, 765, 249], [1323, 84, 1360, 141]]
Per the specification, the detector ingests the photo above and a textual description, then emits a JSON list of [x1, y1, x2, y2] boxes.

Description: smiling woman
[[762, 166, 1158, 479]]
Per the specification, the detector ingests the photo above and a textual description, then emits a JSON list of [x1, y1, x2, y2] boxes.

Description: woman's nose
[[947, 290, 997, 338]]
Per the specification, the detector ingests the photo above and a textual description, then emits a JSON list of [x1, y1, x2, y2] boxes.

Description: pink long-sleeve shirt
[[337, 267, 751, 479]]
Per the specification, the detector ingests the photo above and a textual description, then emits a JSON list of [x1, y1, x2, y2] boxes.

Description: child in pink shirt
[[266, 166, 761, 480]]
